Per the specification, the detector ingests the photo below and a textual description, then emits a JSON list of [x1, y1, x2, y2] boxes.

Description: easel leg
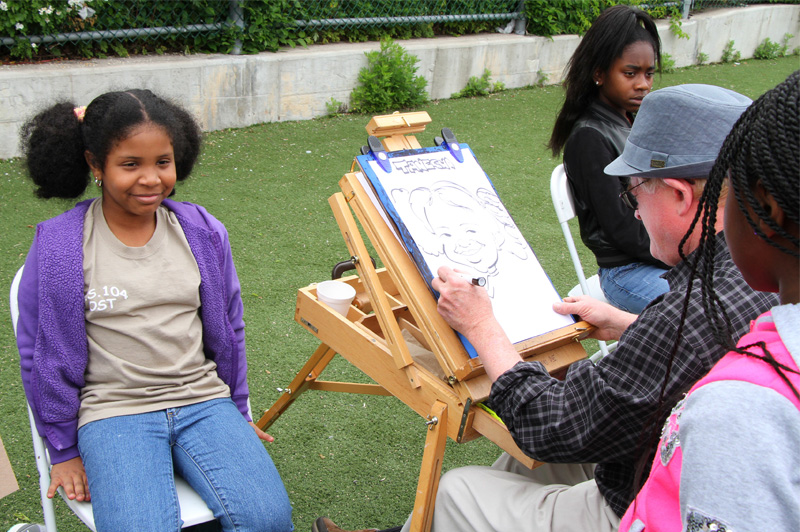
[[409, 401, 448, 532], [255, 343, 337, 431]]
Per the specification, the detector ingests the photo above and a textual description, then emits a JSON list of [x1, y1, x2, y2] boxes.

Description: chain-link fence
[[0, 0, 782, 62], [0, 0, 234, 60], [296, 1, 524, 30], [688, 0, 749, 8]]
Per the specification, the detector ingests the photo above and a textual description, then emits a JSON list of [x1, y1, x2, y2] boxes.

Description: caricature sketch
[[359, 145, 573, 345], [390, 182, 528, 297]]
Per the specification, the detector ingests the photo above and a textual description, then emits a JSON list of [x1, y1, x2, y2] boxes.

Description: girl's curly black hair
[[21, 89, 201, 199]]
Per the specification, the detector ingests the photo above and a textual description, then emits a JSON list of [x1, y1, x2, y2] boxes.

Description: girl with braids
[[548, 4, 668, 314], [15, 90, 293, 531], [621, 71, 800, 531]]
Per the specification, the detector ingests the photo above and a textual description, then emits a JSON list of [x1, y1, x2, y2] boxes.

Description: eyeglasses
[[619, 181, 646, 210]]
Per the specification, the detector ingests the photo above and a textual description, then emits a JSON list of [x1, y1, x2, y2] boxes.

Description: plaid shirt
[[489, 232, 780, 517]]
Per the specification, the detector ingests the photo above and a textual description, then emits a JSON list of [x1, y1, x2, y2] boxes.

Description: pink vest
[[620, 311, 800, 532]]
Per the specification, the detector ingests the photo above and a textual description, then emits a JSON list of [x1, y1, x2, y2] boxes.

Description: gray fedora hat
[[604, 84, 752, 179]]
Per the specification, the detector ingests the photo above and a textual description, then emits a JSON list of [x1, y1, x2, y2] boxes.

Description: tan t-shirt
[[78, 199, 229, 427]]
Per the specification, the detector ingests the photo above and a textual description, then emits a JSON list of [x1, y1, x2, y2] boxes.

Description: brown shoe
[[311, 517, 378, 532]]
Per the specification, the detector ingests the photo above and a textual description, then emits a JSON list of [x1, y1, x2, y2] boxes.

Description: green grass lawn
[[0, 56, 797, 531]]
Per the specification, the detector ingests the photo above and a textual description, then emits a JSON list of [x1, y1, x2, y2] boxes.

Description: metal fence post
[[229, 0, 244, 55], [683, 0, 691, 19], [514, 0, 526, 35]]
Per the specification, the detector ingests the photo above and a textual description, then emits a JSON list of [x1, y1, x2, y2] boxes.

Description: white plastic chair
[[549, 164, 616, 360], [10, 266, 216, 531]]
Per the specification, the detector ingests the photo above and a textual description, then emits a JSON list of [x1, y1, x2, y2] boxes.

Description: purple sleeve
[[17, 238, 81, 463], [221, 225, 251, 421]]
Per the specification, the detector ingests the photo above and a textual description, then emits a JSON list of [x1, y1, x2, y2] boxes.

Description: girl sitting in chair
[[15, 89, 292, 531], [547, 5, 668, 313]]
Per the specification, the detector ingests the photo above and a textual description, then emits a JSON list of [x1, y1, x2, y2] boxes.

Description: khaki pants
[[401, 453, 620, 532]]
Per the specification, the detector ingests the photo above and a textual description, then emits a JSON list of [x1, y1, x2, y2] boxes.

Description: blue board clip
[[441, 127, 463, 163], [367, 135, 392, 173]]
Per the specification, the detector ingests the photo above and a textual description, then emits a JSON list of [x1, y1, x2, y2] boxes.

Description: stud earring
[[595, 80, 600, 86], [94, 176, 102, 188]]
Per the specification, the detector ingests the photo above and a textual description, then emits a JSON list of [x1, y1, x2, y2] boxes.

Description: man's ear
[[662, 178, 697, 216]]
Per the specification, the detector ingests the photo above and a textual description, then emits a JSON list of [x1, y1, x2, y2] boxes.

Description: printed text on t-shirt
[[86, 285, 129, 312]]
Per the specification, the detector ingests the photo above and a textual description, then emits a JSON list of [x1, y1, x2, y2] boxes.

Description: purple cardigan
[[16, 199, 251, 464]]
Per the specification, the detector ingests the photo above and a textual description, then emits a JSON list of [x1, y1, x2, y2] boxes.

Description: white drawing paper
[[359, 145, 573, 345]]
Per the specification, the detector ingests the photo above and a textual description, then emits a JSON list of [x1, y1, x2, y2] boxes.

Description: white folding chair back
[[10, 266, 215, 531], [549, 165, 616, 360]]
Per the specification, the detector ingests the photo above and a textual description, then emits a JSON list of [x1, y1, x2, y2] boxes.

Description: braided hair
[[686, 70, 798, 351], [684, 69, 800, 392], [548, 5, 661, 156], [21, 89, 202, 199], [635, 70, 800, 494]]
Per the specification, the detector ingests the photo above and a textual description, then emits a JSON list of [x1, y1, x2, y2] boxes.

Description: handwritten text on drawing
[[392, 156, 455, 174]]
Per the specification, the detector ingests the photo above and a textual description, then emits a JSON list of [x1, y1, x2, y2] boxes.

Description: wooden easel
[[256, 112, 591, 532]]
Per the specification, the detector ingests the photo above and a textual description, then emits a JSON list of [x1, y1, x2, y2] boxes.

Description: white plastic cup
[[316, 280, 356, 316]]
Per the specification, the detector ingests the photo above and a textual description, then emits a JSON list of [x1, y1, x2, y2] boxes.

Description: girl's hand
[[48, 456, 90, 502], [249, 421, 275, 443]]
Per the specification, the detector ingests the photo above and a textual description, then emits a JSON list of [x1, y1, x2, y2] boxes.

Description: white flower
[[38, 6, 54, 16], [15, 22, 23, 30], [77, 5, 95, 19], [32, 43, 38, 49], [68, 0, 83, 6], [0, 2, 8, 12]]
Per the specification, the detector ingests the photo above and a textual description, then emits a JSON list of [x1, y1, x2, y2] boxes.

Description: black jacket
[[563, 100, 665, 269]]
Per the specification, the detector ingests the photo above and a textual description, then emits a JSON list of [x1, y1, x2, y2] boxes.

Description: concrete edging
[[0, 4, 797, 159]]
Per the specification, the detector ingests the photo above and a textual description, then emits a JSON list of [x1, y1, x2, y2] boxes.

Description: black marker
[[457, 273, 486, 287]]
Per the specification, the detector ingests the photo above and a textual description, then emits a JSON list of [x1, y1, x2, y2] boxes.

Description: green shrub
[[664, 9, 689, 40], [660, 52, 676, 73], [325, 97, 348, 117], [349, 38, 428, 114], [523, 0, 606, 37], [536, 69, 549, 88], [237, 0, 310, 53], [632, 2, 688, 40], [522, 0, 691, 39], [754, 37, 782, 59], [696, 51, 709, 65], [753, 34, 794, 61], [451, 69, 505, 99], [780, 33, 794, 56], [721, 40, 741, 63]]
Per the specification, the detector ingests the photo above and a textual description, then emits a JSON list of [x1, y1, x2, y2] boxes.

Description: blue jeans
[[598, 262, 669, 314], [78, 398, 293, 532]]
